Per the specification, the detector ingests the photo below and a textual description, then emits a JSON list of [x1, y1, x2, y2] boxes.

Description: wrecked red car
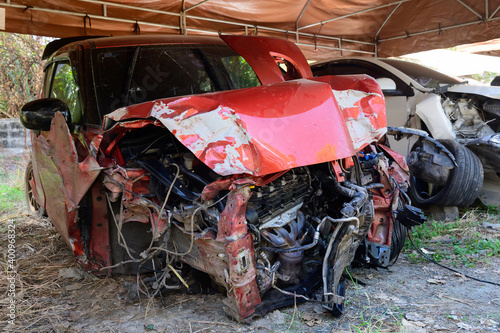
[[21, 34, 423, 320]]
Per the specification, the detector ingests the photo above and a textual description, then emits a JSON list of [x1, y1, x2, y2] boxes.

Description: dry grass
[[0, 216, 75, 332], [0, 213, 139, 332]]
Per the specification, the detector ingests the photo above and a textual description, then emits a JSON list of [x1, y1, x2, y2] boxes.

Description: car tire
[[388, 218, 407, 266], [409, 140, 483, 207], [25, 161, 45, 217]]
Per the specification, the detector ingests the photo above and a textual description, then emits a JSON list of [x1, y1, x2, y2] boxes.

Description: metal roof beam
[[0, 3, 179, 29], [185, 13, 375, 45], [456, 0, 483, 19], [297, 0, 411, 31], [296, 0, 312, 30], [296, 42, 376, 56], [375, 2, 403, 38], [378, 16, 500, 42], [490, 4, 500, 18], [185, 0, 210, 13], [78, 0, 180, 17]]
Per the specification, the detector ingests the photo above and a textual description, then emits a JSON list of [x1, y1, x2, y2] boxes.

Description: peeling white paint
[[332, 89, 381, 113], [346, 117, 386, 151], [107, 106, 129, 120], [332, 89, 386, 150], [151, 101, 256, 176], [151, 101, 176, 116]]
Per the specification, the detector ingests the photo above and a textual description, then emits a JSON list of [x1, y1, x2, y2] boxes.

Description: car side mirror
[[376, 77, 397, 91], [20, 98, 71, 131], [491, 76, 500, 86]]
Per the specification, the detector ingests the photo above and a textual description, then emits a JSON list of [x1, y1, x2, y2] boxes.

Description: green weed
[[0, 159, 25, 215], [350, 306, 384, 333], [0, 184, 24, 214], [272, 309, 306, 332], [405, 210, 500, 267], [346, 267, 359, 292]]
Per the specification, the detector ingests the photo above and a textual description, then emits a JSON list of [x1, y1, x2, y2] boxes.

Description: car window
[[221, 56, 261, 88], [312, 59, 414, 96], [380, 59, 461, 88], [93, 44, 261, 117], [50, 62, 82, 124]]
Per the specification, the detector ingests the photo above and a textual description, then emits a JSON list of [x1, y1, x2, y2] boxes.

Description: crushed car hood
[[105, 78, 386, 176], [447, 84, 500, 99]]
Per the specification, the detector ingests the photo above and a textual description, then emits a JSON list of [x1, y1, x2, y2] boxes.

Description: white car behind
[[312, 58, 500, 207]]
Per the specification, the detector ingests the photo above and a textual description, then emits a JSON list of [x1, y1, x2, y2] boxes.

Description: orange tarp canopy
[[1, 0, 500, 61]]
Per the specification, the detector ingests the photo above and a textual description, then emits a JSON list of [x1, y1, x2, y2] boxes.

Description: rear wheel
[[409, 140, 483, 207], [25, 161, 45, 217]]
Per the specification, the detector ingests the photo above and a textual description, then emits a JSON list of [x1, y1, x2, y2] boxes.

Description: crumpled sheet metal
[[313, 75, 387, 151], [220, 35, 313, 85], [34, 112, 102, 269], [105, 77, 386, 177], [47, 112, 102, 209]]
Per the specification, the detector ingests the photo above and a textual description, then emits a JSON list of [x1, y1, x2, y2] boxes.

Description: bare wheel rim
[[25, 162, 42, 215]]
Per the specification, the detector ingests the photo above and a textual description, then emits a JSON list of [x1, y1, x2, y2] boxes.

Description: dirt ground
[[1, 149, 500, 333]]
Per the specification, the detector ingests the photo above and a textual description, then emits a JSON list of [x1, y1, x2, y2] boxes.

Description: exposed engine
[[95, 124, 424, 320], [443, 97, 497, 140]]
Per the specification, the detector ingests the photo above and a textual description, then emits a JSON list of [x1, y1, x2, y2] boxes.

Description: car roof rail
[[42, 36, 106, 60]]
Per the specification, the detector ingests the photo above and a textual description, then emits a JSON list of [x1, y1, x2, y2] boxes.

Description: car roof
[[91, 34, 224, 48], [311, 56, 422, 88], [312, 56, 465, 88], [312, 56, 384, 67], [45, 34, 225, 59]]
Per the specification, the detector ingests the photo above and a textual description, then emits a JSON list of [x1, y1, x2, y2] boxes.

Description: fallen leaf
[[373, 292, 400, 302], [59, 268, 85, 280], [406, 312, 424, 322], [427, 278, 446, 285], [453, 273, 470, 281], [456, 322, 474, 330], [65, 283, 83, 291], [301, 312, 322, 327], [301, 312, 316, 321], [412, 321, 427, 327], [421, 248, 434, 255], [402, 319, 427, 333]]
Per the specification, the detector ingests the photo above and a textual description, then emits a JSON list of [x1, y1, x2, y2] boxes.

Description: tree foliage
[[0, 32, 48, 118]]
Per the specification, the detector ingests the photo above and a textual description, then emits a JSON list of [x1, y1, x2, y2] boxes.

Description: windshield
[[93, 44, 261, 117], [380, 59, 462, 88]]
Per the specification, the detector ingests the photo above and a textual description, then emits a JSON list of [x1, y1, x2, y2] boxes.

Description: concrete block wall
[[0, 119, 29, 149]]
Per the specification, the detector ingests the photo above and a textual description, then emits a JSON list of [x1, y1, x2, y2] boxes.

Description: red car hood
[[105, 76, 386, 176]]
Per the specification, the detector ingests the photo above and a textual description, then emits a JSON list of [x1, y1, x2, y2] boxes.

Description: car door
[[31, 58, 101, 252]]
